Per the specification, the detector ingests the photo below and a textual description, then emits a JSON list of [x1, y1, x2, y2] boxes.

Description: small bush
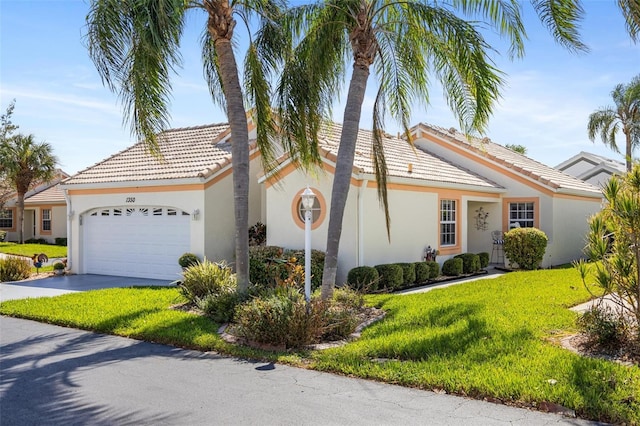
[[442, 258, 463, 276], [248, 246, 324, 292], [503, 227, 548, 270], [374, 264, 403, 291], [577, 305, 631, 352], [426, 261, 440, 279], [248, 222, 267, 246], [198, 290, 241, 324], [179, 260, 236, 302], [54, 237, 67, 246], [477, 252, 489, 269], [346, 266, 379, 292], [0, 230, 6, 242], [397, 263, 416, 285], [52, 261, 65, 271], [0, 256, 31, 282], [414, 262, 430, 283], [24, 238, 48, 244], [454, 253, 481, 274], [178, 253, 200, 268]]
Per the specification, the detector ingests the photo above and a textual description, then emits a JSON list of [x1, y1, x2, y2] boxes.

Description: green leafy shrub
[[24, 238, 48, 244], [477, 252, 489, 269], [426, 261, 440, 279], [374, 264, 403, 290], [52, 261, 65, 271], [198, 290, 241, 324], [346, 266, 379, 292], [179, 260, 236, 302], [414, 262, 430, 283], [454, 253, 481, 274], [577, 305, 630, 352], [0, 256, 31, 282], [248, 246, 324, 291], [442, 258, 463, 276], [54, 237, 67, 246], [396, 263, 416, 285], [248, 222, 267, 246], [0, 230, 6, 242], [178, 252, 200, 268], [503, 227, 548, 270]]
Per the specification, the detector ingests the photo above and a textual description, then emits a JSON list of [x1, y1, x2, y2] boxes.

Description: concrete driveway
[[0, 274, 174, 302]]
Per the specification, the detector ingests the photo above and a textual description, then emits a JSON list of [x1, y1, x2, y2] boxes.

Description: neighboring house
[[60, 120, 264, 280], [62, 120, 602, 282], [262, 123, 603, 283], [1, 170, 69, 243], [555, 151, 626, 188]]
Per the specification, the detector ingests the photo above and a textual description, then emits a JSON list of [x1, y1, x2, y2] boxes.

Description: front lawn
[[0, 242, 67, 258], [0, 268, 638, 424]]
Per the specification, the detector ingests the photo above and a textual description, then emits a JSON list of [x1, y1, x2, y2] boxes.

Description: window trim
[[291, 187, 326, 231], [438, 197, 460, 254], [40, 207, 52, 235], [0, 207, 16, 231], [502, 197, 539, 231]]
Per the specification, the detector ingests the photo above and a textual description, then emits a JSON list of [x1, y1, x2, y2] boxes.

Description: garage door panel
[[83, 207, 190, 280]]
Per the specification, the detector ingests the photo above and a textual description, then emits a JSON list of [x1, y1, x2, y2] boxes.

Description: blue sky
[[1, 1, 638, 175]]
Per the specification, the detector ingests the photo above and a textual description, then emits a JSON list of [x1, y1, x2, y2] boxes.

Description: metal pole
[[305, 208, 312, 303]]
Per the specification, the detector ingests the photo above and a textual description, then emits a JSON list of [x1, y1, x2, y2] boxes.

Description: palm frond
[[587, 108, 620, 152], [618, 0, 640, 42], [530, 0, 588, 53]]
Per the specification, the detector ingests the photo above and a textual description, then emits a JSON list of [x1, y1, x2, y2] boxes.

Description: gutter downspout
[[63, 189, 72, 271], [357, 178, 368, 266]]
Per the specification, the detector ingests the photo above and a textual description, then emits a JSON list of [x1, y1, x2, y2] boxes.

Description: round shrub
[[178, 252, 200, 268], [0, 256, 31, 282], [397, 263, 416, 285], [442, 258, 463, 276], [454, 253, 480, 274], [503, 227, 548, 270], [374, 264, 403, 291], [198, 290, 241, 324], [426, 261, 440, 279], [414, 262, 431, 283], [53, 261, 65, 271], [346, 266, 379, 292], [477, 252, 490, 269]]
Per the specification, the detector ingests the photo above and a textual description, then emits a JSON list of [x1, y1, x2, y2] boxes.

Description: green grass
[[0, 268, 638, 424], [0, 242, 67, 258]]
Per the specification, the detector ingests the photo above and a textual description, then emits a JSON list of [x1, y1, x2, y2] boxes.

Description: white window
[[509, 202, 535, 228], [0, 209, 13, 229], [297, 197, 321, 224], [42, 209, 51, 231], [440, 199, 456, 246]]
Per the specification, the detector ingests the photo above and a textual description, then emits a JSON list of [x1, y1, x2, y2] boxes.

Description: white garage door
[[83, 206, 191, 280]]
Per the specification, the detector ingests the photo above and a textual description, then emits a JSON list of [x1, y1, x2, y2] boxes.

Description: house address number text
[[126, 197, 135, 203]]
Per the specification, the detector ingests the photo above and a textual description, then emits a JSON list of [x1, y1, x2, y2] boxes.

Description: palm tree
[[619, 0, 640, 42], [86, 0, 283, 292], [0, 134, 58, 243], [587, 74, 640, 172], [277, 0, 588, 299]]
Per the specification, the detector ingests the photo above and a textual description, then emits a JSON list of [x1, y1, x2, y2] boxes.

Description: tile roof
[[314, 123, 503, 190], [63, 123, 238, 185], [24, 184, 66, 205], [413, 124, 602, 196]]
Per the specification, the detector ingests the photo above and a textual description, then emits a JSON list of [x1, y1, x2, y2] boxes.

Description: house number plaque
[[125, 197, 136, 203]]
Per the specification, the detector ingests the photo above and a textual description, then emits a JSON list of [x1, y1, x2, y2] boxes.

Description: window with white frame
[[0, 209, 13, 229], [509, 202, 535, 228], [297, 197, 321, 224], [42, 209, 51, 231], [440, 199, 457, 246]]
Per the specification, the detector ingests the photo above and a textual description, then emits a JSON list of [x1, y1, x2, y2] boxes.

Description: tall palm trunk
[[321, 63, 371, 300], [16, 192, 25, 244], [207, 3, 250, 292], [625, 129, 633, 172]]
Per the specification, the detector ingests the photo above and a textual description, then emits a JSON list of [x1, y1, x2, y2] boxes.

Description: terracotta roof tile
[[24, 184, 66, 204], [64, 124, 234, 185], [414, 123, 602, 195]]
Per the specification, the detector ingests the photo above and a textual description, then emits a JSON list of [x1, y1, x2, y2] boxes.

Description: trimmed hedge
[[442, 258, 463, 276], [426, 261, 440, 279], [346, 266, 379, 292], [397, 263, 416, 284], [477, 252, 489, 269], [414, 262, 431, 283], [374, 264, 403, 290], [55, 237, 67, 246], [503, 227, 548, 270], [454, 253, 481, 274]]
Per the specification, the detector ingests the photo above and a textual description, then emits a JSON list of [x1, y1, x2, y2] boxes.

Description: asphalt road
[[0, 317, 604, 426]]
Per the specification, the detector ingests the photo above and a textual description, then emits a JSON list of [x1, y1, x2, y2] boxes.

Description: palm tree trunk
[[321, 63, 371, 300], [625, 129, 633, 172], [212, 32, 251, 293], [16, 192, 24, 244]]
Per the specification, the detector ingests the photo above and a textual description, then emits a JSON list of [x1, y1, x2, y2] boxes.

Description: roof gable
[[411, 123, 602, 197]]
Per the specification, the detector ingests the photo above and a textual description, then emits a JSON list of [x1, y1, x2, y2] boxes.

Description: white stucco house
[[61, 120, 603, 282], [1, 170, 70, 243], [555, 151, 626, 187]]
